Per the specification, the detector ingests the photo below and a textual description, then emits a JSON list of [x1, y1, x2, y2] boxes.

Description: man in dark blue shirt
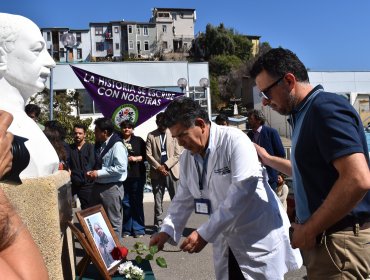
[[250, 47, 370, 279]]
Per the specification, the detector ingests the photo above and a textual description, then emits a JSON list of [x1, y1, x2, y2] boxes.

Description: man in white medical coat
[[150, 97, 302, 279]]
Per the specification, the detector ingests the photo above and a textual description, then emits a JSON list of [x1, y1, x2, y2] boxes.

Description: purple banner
[[71, 65, 184, 129]]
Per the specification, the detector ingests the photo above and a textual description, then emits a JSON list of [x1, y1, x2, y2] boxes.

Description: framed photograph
[[76, 204, 122, 276]]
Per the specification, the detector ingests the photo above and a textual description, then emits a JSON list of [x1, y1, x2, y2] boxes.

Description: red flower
[[110, 246, 128, 260]]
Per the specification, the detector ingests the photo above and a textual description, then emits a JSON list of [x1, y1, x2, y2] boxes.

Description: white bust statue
[[0, 13, 59, 178]]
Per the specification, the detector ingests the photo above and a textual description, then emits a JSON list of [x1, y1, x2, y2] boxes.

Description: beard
[[272, 91, 298, 116]]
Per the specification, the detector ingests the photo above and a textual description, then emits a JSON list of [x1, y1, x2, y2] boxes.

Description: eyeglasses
[[259, 76, 285, 100]]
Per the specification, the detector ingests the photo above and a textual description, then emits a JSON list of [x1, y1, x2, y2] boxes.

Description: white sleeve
[[160, 155, 195, 245], [197, 133, 261, 243]]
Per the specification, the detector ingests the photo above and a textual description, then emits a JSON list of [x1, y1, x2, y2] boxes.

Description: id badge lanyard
[[160, 134, 167, 152], [194, 153, 211, 215]]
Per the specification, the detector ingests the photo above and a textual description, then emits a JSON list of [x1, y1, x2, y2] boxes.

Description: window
[[158, 12, 170, 18], [95, 27, 103, 35], [76, 32, 81, 43], [162, 25, 167, 33], [128, 25, 133, 33], [162, 41, 168, 49], [143, 26, 148, 36], [77, 48, 82, 59], [46, 32, 51, 41], [144, 41, 149, 51], [136, 27, 140, 35], [59, 32, 64, 41], [137, 41, 141, 52], [129, 40, 134, 49], [79, 90, 102, 114], [59, 48, 65, 58], [96, 42, 104, 51], [114, 26, 119, 33], [115, 43, 119, 50]]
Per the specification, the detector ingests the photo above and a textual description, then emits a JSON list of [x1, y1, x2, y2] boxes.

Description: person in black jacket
[[120, 120, 147, 238], [69, 124, 95, 209], [247, 109, 285, 191]]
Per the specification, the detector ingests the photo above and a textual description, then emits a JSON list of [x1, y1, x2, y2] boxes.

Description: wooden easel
[[68, 221, 112, 280]]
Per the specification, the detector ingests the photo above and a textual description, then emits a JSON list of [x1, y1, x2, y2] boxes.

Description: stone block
[[0, 171, 74, 280]]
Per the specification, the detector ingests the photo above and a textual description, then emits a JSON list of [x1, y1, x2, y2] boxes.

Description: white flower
[[118, 261, 144, 280], [124, 143, 133, 151], [66, 88, 76, 94]]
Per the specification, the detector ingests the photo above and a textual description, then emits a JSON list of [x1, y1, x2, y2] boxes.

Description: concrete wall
[[0, 171, 74, 280]]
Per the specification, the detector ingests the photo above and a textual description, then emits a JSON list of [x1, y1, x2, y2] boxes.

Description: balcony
[[104, 31, 113, 40]]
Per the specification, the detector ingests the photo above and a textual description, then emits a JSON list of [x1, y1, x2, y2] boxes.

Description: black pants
[[72, 184, 93, 210], [228, 248, 245, 279]]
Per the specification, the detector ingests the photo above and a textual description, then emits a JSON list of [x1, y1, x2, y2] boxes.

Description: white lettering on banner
[[97, 87, 104, 95], [83, 73, 95, 83], [98, 77, 131, 91], [93, 76, 177, 101], [147, 89, 176, 100], [96, 87, 162, 106], [137, 87, 147, 95]]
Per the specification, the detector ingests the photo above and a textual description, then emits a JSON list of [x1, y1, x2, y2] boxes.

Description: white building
[[41, 28, 90, 62], [42, 7, 197, 63], [151, 7, 196, 53]]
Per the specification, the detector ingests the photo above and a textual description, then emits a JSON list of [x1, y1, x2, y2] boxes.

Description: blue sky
[[2, 0, 370, 71]]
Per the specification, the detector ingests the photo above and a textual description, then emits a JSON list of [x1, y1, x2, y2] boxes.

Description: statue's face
[[4, 21, 56, 99]]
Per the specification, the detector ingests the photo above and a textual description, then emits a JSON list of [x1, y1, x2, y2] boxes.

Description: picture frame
[[76, 204, 123, 276]]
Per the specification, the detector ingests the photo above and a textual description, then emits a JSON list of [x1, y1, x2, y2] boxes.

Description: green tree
[[233, 34, 253, 61], [191, 23, 253, 63], [210, 75, 223, 111], [189, 23, 257, 110], [29, 89, 94, 143], [209, 55, 242, 76]]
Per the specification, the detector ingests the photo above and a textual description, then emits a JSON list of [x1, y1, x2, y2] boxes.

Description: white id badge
[[194, 198, 211, 215], [161, 151, 167, 156]]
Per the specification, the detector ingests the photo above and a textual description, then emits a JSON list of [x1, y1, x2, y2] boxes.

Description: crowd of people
[[1, 46, 369, 280], [0, 12, 369, 278], [23, 106, 183, 242]]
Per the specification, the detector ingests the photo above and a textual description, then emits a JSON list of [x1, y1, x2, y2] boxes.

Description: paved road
[[120, 194, 307, 280]]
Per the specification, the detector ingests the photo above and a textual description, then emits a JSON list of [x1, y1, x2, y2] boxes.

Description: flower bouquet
[[117, 261, 144, 280], [110, 242, 167, 279]]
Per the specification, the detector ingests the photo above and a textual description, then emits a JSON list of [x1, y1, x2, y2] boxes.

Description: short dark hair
[[25, 104, 41, 117], [247, 109, 265, 125], [215, 113, 229, 125], [155, 112, 166, 128], [164, 97, 209, 128], [94, 117, 114, 135], [250, 47, 309, 83], [73, 123, 87, 133], [120, 120, 135, 129], [44, 120, 67, 140]]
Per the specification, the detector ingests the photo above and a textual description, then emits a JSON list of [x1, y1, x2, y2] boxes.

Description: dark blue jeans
[[122, 177, 145, 236]]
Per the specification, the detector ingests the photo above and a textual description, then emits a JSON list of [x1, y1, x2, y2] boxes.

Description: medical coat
[[161, 123, 302, 280]]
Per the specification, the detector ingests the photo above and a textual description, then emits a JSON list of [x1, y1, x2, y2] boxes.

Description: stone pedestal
[[0, 171, 74, 280]]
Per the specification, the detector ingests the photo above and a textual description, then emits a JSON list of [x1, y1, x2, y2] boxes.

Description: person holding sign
[[149, 97, 302, 280]]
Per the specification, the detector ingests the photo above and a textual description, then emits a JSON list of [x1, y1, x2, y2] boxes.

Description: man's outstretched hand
[[149, 232, 170, 251], [180, 230, 208, 254]]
